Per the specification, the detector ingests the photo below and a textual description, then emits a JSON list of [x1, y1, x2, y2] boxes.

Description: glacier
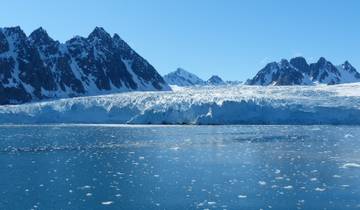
[[0, 84, 360, 125]]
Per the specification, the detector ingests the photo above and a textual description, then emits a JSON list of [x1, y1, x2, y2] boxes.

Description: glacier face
[[1, 84, 360, 124]]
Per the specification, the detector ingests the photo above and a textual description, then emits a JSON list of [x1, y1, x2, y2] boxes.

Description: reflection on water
[[0, 125, 359, 209]]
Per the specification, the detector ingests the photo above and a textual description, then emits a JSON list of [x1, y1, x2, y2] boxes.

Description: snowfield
[[1, 84, 360, 124]]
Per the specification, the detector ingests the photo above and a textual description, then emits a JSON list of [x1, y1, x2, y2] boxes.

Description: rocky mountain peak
[[342, 61, 355, 71], [339, 61, 360, 79], [29, 27, 54, 45], [248, 57, 360, 86], [0, 26, 170, 105], [88, 27, 112, 42], [316, 57, 330, 67], [164, 68, 205, 86], [174, 68, 188, 74], [207, 75, 225, 85], [3, 26, 26, 36], [2, 26, 27, 43], [0, 29, 9, 53], [290, 57, 309, 74]]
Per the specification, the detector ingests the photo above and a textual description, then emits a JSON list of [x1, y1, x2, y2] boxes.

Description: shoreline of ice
[[1, 84, 360, 125]]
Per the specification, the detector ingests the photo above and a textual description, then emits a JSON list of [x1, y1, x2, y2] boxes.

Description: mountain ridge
[[247, 57, 360, 85], [207, 75, 226, 85], [0, 26, 170, 105], [164, 68, 240, 86]]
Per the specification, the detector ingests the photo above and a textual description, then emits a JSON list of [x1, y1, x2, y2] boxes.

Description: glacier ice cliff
[[0, 84, 360, 125]]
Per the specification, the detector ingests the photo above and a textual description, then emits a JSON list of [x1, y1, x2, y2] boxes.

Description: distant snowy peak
[[164, 68, 205, 86], [248, 58, 310, 86], [207, 75, 226, 85], [0, 26, 170, 105], [164, 69, 237, 87], [226, 80, 243, 85], [336, 61, 360, 83], [248, 57, 360, 85]]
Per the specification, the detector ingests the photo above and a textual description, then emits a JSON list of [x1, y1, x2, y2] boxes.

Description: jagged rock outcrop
[[0, 26, 170, 105], [247, 57, 360, 85], [207, 75, 226, 85]]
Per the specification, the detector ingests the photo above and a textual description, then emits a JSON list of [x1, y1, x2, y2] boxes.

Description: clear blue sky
[[1, 0, 360, 81]]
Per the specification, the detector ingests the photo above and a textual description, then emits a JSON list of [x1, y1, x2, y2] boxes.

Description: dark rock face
[[272, 59, 305, 85], [0, 31, 9, 53], [342, 61, 360, 79], [248, 59, 307, 86], [290, 57, 310, 74], [309, 57, 340, 84], [0, 26, 170, 105], [207, 75, 225, 85], [248, 57, 360, 86]]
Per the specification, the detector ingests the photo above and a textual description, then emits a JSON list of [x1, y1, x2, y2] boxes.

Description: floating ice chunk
[[275, 169, 281, 174], [344, 134, 354, 138], [284, 185, 293, 189], [170, 146, 180, 151], [258, 181, 267, 186], [342, 163, 360, 169], [315, 187, 326, 192], [101, 201, 113, 205], [78, 185, 92, 190], [238, 195, 247, 198], [207, 201, 216, 205]]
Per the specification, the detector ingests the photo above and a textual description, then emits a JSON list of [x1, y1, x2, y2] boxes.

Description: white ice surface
[[1, 84, 360, 124]]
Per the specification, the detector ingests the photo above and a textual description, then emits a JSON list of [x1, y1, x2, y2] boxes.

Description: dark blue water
[[0, 125, 359, 210]]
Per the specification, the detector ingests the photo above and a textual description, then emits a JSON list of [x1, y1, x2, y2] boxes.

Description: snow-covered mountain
[[247, 57, 360, 85], [163, 68, 205, 86], [0, 26, 170, 105], [1, 84, 360, 125], [164, 69, 238, 87], [226, 80, 243, 85], [207, 75, 226, 85]]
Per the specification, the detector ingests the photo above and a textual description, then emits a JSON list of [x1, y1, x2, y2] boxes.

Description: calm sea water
[[0, 125, 359, 210]]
